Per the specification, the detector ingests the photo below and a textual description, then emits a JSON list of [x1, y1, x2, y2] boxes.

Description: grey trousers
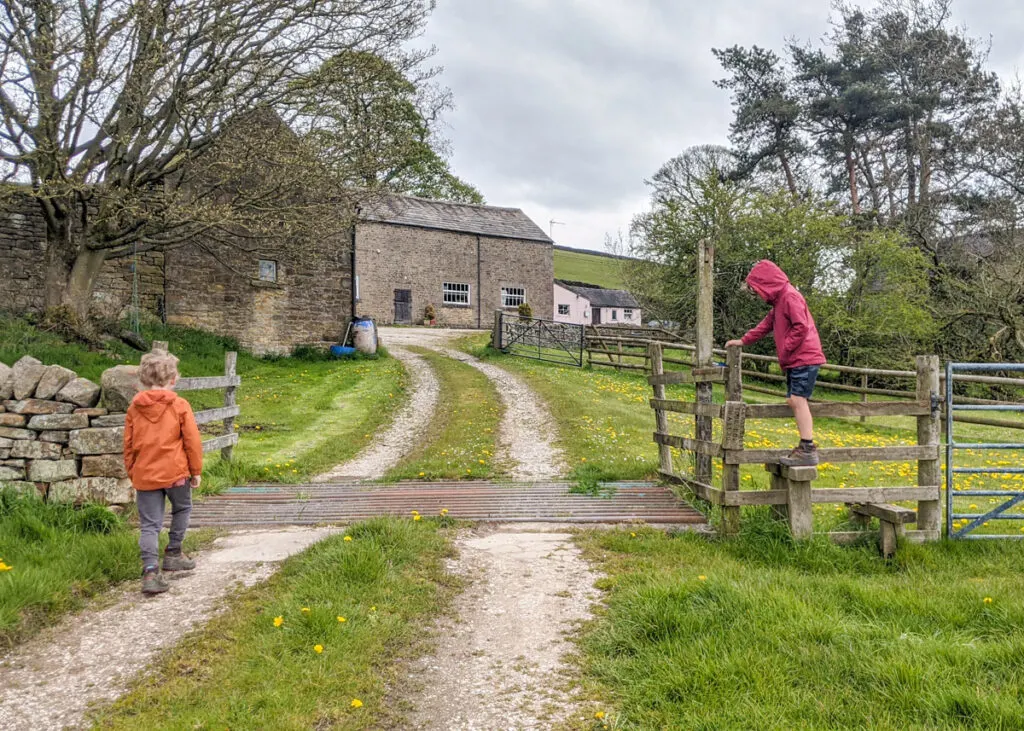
[[136, 484, 192, 570]]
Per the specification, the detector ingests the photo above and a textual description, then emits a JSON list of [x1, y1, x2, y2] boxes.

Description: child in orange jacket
[[123, 350, 203, 595]]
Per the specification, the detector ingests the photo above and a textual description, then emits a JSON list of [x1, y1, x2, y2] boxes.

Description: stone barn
[[354, 195, 554, 327]]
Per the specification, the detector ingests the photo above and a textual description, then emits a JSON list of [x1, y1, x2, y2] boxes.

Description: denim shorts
[[786, 366, 820, 399]]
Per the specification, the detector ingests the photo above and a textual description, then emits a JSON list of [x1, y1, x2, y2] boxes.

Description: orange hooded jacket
[[123, 389, 204, 490]]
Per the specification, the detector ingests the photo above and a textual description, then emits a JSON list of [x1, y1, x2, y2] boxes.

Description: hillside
[[553, 247, 627, 289]]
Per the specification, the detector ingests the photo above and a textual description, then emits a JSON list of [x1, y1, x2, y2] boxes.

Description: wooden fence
[[153, 341, 240, 460], [649, 343, 942, 549]]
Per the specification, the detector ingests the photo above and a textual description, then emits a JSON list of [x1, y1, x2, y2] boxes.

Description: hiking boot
[[142, 569, 170, 595], [779, 442, 819, 467], [162, 552, 196, 572]]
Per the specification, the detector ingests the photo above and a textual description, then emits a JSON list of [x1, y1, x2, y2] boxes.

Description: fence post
[[695, 238, 714, 485], [222, 351, 237, 461], [721, 344, 744, 535], [860, 374, 868, 423], [649, 342, 673, 476], [916, 355, 941, 536], [493, 310, 503, 349]]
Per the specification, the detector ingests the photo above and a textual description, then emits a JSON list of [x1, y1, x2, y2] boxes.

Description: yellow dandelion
[[595, 711, 606, 719], [478, 459, 486, 465], [419, 472, 426, 477], [351, 699, 363, 708], [337, 616, 347, 623], [580, 457, 587, 462], [344, 535, 353, 542], [314, 644, 324, 653], [273, 615, 284, 627], [698, 575, 707, 581], [414, 515, 422, 521], [630, 532, 636, 538], [370, 606, 377, 612], [984, 597, 993, 604], [302, 607, 311, 614], [411, 510, 419, 516], [440, 508, 449, 516]]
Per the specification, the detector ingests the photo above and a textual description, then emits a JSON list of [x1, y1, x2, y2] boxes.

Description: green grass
[[554, 248, 627, 289], [90, 517, 456, 730], [574, 517, 1024, 729], [385, 348, 504, 481], [0, 489, 214, 649], [0, 314, 408, 493]]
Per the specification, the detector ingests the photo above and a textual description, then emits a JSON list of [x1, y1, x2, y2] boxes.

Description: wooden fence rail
[[648, 343, 944, 551], [153, 341, 240, 460]]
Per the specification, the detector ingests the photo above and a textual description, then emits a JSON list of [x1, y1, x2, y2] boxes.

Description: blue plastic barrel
[[331, 345, 357, 357], [352, 317, 377, 354]]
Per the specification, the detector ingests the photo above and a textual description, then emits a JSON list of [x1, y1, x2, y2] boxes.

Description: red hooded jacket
[[740, 260, 826, 371]]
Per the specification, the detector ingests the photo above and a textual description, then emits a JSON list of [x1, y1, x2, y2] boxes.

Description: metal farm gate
[[497, 313, 584, 367], [945, 362, 1024, 539]]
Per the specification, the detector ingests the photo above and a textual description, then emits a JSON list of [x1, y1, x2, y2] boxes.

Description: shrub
[[517, 302, 533, 318]]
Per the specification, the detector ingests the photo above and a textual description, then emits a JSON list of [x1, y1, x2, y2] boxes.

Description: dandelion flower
[[314, 644, 324, 653], [302, 607, 311, 614], [370, 606, 377, 612], [337, 616, 347, 623], [595, 711, 606, 719], [479, 459, 486, 465], [698, 575, 707, 581], [414, 515, 422, 521], [984, 597, 993, 604], [581, 457, 587, 462], [440, 508, 449, 516], [419, 472, 426, 477], [351, 699, 363, 708], [273, 616, 284, 627], [630, 532, 636, 538], [344, 535, 353, 542], [411, 510, 419, 516]]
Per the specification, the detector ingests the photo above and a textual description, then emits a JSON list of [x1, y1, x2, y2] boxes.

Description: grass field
[[385, 348, 504, 481], [0, 489, 214, 649], [90, 517, 456, 730], [574, 519, 1024, 729], [554, 248, 627, 289]]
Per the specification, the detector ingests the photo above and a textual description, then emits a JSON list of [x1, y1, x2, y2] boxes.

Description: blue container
[[331, 345, 357, 357]]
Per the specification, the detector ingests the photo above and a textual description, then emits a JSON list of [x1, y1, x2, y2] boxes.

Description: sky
[[419, 0, 1024, 253]]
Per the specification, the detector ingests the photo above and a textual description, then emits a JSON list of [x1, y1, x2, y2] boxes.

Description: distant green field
[[553, 247, 626, 289]]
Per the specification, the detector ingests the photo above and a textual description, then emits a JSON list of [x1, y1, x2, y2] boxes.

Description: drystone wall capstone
[[0, 356, 140, 505]]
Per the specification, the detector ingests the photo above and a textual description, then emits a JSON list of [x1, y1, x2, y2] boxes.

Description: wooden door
[[394, 289, 412, 324], [592, 307, 601, 325]]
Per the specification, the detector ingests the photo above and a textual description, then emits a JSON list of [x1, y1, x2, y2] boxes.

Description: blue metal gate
[[945, 362, 1024, 539]]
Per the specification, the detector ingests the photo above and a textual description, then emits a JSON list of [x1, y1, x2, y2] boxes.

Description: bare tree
[[0, 0, 435, 317]]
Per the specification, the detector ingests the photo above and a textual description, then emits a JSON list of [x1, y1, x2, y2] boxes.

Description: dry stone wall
[[0, 356, 137, 505]]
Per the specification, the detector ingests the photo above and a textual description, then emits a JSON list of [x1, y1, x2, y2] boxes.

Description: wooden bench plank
[[764, 463, 819, 482], [849, 502, 917, 524], [725, 445, 939, 465]]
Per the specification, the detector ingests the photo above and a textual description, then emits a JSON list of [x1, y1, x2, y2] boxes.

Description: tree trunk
[[779, 152, 798, 197], [42, 209, 106, 319], [845, 141, 861, 215]]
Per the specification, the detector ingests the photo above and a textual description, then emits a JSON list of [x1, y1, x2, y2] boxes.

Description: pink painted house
[[553, 280, 641, 326]]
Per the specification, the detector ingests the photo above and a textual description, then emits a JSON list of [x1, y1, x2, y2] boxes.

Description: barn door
[[394, 289, 412, 324], [592, 307, 602, 325]]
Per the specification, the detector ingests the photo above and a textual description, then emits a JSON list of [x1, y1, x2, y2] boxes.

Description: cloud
[[420, 0, 1024, 252]]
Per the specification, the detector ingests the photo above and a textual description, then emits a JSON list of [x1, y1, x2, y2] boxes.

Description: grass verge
[[573, 516, 1024, 729], [90, 517, 456, 730], [384, 347, 504, 481], [0, 489, 214, 649]]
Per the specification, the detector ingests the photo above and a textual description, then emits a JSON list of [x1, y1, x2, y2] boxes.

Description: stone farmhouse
[[355, 195, 553, 328], [553, 279, 641, 326]]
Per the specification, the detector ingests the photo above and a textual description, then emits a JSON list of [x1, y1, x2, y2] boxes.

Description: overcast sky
[[419, 0, 1024, 252]]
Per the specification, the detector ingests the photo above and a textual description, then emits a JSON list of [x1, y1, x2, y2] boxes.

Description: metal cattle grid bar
[[945, 362, 1024, 539]]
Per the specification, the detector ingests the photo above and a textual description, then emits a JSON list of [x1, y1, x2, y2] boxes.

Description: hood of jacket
[[130, 389, 177, 423], [745, 260, 790, 305]]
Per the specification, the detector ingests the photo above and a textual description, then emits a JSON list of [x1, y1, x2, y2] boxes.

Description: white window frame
[[443, 282, 471, 306], [258, 259, 277, 282], [624, 308, 633, 320], [557, 304, 570, 316], [501, 286, 526, 308]]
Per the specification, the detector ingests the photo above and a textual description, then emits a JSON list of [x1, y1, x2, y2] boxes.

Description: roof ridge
[[378, 191, 523, 213]]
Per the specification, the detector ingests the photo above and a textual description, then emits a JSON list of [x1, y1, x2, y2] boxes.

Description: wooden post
[[860, 374, 868, 423], [493, 310, 503, 349], [695, 238, 714, 486], [617, 340, 624, 370], [222, 351, 237, 461], [787, 474, 814, 539], [721, 344, 744, 535], [916, 355, 941, 536], [649, 343, 673, 476]]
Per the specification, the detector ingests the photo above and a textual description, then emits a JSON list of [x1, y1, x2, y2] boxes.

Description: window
[[443, 282, 470, 306], [501, 287, 526, 308], [624, 308, 633, 320], [611, 309, 618, 321], [258, 259, 277, 283], [557, 304, 570, 315]]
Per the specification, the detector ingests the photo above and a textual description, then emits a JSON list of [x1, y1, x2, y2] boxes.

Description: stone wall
[[355, 222, 553, 327], [0, 356, 137, 505]]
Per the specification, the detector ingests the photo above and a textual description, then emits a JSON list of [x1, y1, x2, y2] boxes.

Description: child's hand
[[725, 339, 744, 348], [190, 475, 202, 489]]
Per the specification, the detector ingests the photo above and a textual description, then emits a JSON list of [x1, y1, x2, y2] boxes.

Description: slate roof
[[360, 194, 553, 243], [555, 280, 640, 308]]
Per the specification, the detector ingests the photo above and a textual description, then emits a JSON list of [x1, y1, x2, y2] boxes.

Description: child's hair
[[138, 351, 180, 388]]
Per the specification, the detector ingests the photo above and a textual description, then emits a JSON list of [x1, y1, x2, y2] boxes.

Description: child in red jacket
[[123, 350, 203, 595], [726, 260, 826, 466]]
